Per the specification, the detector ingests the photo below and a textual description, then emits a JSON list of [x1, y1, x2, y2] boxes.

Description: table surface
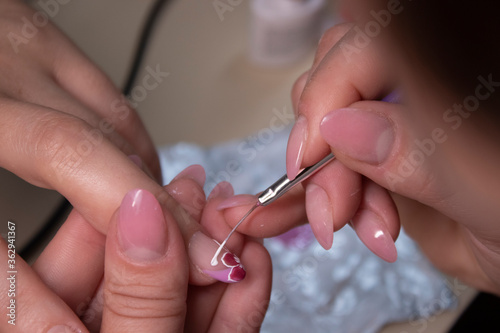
[[2, 0, 475, 331]]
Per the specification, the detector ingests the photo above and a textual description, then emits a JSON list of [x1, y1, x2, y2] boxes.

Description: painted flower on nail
[[203, 251, 246, 283], [221, 252, 246, 282]]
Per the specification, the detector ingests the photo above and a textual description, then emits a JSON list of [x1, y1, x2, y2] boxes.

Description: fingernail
[[320, 108, 394, 164], [189, 231, 246, 283], [118, 189, 167, 261], [47, 325, 82, 333], [286, 115, 308, 180], [128, 154, 143, 168], [351, 209, 397, 262], [305, 183, 333, 250], [217, 194, 258, 211], [172, 164, 206, 187], [207, 181, 234, 200]]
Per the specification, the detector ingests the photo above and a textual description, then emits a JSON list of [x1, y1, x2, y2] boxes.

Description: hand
[[0, 0, 162, 231], [0, 1, 236, 284], [0, 170, 271, 332], [217, 19, 500, 296]]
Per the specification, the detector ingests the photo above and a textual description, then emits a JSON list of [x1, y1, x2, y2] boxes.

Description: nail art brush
[[211, 153, 335, 266]]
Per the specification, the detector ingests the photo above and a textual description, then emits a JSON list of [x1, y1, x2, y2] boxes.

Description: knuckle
[[30, 114, 100, 182], [104, 273, 185, 321]]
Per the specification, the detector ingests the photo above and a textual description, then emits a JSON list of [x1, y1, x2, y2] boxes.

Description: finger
[[0, 99, 161, 233], [286, 24, 391, 180], [0, 103, 239, 285], [0, 237, 87, 332], [303, 160, 362, 250], [164, 164, 207, 222], [350, 179, 400, 262], [185, 182, 267, 332], [291, 70, 309, 113], [51, 36, 161, 181], [291, 24, 353, 122], [33, 209, 105, 313], [310, 22, 354, 74], [101, 189, 188, 333], [393, 194, 498, 293], [208, 241, 272, 333], [217, 185, 307, 238], [318, 100, 459, 217]]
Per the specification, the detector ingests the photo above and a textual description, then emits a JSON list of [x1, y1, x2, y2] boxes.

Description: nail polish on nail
[[305, 183, 333, 250], [286, 115, 308, 180], [351, 209, 397, 262], [47, 325, 82, 333], [320, 108, 394, 165], [128, 154, 143, 168], [207, 181, 234, 200], [118, 189, 167, 261], [172, 164, 206, 187], [189, 231, 246, 283], [217, 194, 258, 211]]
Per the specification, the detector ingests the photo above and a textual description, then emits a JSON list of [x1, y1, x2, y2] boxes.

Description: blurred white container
[[249, 0, 326, 67]]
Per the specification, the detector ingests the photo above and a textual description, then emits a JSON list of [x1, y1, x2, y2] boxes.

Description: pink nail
[[188, 231, 245, 283], [305, 183, 333, 250], [172, 164, 206, 187], [217, 194, 258, 211], [320, 108, 394, 165], [286, 115, 308, 180], [351, 209, 397, 262], [118, 189, 167, 261], [207, 181, 234, 200]]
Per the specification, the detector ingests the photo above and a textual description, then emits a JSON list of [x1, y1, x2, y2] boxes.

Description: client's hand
[[0, 169, 271, 332]]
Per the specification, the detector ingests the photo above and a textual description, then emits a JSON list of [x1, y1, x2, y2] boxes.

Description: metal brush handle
[[257, 153, 335, 206]]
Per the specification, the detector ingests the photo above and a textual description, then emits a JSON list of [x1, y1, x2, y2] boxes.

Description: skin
[[0, 172, 271, 332], [0, 0, 272, 330], [219, 1, 500, 295]]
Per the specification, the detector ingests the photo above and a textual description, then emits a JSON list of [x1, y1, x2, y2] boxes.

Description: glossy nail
[[118, 189, 167, 261], [286, 115, 308, 180], [188, 231, 246, 283], [351, 209, 397, 262], [207, 181, 234, 200], [305, 183, 333, 250], [172, 164, 206, 187], [217, 194, 258, 211], [320, 108, 394, 165]]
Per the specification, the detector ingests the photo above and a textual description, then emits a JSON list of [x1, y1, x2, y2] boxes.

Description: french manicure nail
[[207, 181, 234, 200], [118, 189, 167, 261], [217, 194, 258, 211], [305, 183, 333, 250], [320, 108, 394, 165], [188, 231, 246, 283], [351, 209, 397, 262], [172, 164, 206, 187], [286, 115, 308, 180]]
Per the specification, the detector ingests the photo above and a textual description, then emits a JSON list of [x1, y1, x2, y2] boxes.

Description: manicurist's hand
[[1, 170, 271, 332], [219, 17, 500, 296]]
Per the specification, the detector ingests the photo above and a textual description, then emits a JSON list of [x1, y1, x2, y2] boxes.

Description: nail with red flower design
[[188, 231, 246, 283]]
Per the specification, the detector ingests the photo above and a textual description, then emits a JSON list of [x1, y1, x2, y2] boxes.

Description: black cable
[[122, 0, 170, 96], [21, 0, 171, 258]]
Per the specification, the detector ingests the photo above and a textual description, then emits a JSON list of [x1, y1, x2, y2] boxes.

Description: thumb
[[101, 189, 188, 333], [319, 101, 451, 209]]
